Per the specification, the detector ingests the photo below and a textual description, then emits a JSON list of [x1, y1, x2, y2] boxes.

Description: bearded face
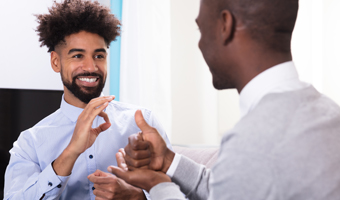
[[61, 69, 106, 104]]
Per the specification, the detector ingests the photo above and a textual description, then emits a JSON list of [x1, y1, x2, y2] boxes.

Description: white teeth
[[78, 78, 97, 83]]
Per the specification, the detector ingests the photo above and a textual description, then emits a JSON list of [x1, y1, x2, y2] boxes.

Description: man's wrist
[[52, 147, 80, 176], [162, 149, 175, 173], [132, 187, 147, 200]]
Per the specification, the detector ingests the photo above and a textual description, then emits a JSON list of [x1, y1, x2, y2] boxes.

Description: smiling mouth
[[77, 77, 98, 83]]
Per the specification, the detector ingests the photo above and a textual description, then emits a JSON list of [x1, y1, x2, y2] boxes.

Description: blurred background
[[0, 0, 340, 197]]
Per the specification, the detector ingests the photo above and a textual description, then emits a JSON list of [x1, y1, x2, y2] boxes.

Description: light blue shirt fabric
[[4, 95, 171, 200]]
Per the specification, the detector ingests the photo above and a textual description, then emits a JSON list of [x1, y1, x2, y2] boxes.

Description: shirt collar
[[239, 61, 299, 118], [60, 94, 84, 123], [60, 93, 106, 123]]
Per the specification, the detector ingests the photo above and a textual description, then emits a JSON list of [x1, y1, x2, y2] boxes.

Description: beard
[[61, 69, 106, 104]]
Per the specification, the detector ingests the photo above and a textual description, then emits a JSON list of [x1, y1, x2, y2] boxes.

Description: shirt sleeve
[[166, 153, 181, 177], [4, 132, 70, 200], [149, 182, 186, 200]]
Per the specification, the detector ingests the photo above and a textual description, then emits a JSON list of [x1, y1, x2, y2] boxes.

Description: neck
[[233, 48, 292, 93]]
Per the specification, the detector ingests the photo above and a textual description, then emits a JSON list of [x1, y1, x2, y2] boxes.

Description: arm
[[109, 151, 186, 200], [4, 96, 114, 200], [4, 145, 70, 200], [110, 110, 210, 199]]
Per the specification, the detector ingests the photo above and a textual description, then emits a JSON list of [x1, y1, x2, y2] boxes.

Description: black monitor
[[0, 88, 63, 199]]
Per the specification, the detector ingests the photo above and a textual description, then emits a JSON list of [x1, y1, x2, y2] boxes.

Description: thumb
[[116, 152, 128, 171], [108, 166, 128, 181], [135, 110, 152, 132]]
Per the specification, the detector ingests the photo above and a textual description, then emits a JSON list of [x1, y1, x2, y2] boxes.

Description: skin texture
[[109, 0, 296, 193], [50, 31, 146, 199]]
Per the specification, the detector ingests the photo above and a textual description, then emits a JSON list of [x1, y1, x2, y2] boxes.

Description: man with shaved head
[[103, 0, 340, 199]]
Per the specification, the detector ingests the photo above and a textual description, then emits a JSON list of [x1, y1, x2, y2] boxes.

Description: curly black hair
[[35, 0, 121, 52]]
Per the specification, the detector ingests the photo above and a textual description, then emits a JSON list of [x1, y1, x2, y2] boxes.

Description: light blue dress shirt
[[4, 95, 171, 200]]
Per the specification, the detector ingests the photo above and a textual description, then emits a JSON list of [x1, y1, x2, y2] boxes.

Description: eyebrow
[[68, 48, 107, 54], [68, 48, 85, 54], [94, 48, 107, 54]]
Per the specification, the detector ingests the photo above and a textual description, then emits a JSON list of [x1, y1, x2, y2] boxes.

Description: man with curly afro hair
[[4, 1, 171, 200]]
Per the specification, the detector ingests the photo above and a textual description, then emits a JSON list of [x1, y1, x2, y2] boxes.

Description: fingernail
[[107, 167, 112, 173]]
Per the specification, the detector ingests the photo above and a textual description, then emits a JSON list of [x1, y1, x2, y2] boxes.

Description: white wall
[[0, 0, 110, 94], [0, 0, 62, 90]]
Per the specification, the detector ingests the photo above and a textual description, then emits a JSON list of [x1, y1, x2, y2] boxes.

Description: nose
[[82, 57, 98, 72]]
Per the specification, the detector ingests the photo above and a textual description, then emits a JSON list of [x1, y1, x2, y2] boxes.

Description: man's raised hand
[[53, 96, 114, 176], [124, 110, 175, 173], [67, 96, 114, 155]]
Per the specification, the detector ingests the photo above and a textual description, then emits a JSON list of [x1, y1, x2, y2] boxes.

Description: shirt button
[[48, 182, 53, 187], [57, 184, 62, 188], [92, 187, 95, 190], [89, 155, 93, 159]]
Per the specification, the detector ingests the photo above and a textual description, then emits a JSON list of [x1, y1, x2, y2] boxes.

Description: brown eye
[[73, 54, 83, 58], [95, 55, 104, 59]]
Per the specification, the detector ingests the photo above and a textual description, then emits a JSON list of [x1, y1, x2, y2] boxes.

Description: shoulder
[[15, 108, 66, 145], [238, 86, 340, 128], [223, 85, 340, 153]]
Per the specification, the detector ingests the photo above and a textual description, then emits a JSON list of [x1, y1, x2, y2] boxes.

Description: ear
[[220, 10, 235, 45], [51, 51, 61, 73]]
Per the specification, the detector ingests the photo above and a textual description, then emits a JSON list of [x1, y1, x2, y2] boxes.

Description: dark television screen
[[0, 88, 63, 199]]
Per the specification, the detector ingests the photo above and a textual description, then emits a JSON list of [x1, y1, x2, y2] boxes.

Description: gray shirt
[[150, 86, 340, 200]]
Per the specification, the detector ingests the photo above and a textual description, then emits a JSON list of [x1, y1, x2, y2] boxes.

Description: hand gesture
[[108, 151, 171, 192], [87, 152, 147, 200], [124, 110, 175, 173], [67, 96, 114, 155], [53, 96, 114, 176]]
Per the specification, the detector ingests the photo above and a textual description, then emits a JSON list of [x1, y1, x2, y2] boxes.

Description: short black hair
[[212, 0, 298, 53], [35, 0, 121, 52]]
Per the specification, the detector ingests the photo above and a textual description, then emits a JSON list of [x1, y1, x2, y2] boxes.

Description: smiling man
[[3, 1, 170, 200]]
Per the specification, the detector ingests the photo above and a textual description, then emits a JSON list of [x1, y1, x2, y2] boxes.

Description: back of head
[[214, 0, 299, 53], [35, 0, 121, 52]]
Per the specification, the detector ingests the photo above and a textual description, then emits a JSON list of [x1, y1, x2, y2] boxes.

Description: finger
[[87, 169, 104, 179], [90, 95, 115, 104], [134, 110, 153, 132], [93, 122, 111, 135], [125, 147, 151, 160], [119, 148, 126, 157], [82, 96, 114, 116], [80, 101, 110, 124], [108, 166, 130, 183], [127, 134, 150, 150], [125, 156, 151, 168], [89, 175, 117, 184], [87, 96, 114, 111], [116, 152, 128, 171], [98, 111, 110, 124]]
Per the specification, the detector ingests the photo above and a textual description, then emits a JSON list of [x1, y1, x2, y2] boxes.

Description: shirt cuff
[[35, 163, 70, 196], [142, 189, 151, 200], [166, 153, 181, 178]]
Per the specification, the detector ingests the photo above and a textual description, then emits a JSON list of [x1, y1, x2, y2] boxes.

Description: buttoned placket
[[86, 115, 99, 200]]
